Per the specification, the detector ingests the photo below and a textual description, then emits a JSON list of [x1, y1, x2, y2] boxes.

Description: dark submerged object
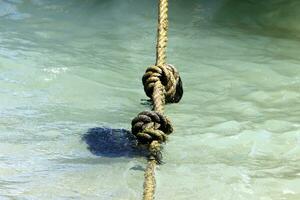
[[82, 127, 147, 157]]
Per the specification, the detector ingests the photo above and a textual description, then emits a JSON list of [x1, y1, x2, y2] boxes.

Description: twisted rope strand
[[156, 0, 168, 66], [143, 1, 169, 199], [131, 0, 183, 199], [143, 159, 157, 200], [152, 81, 165, 114]]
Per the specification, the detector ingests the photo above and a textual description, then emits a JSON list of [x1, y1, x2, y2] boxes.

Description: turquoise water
[[1, 0, 300, 199]]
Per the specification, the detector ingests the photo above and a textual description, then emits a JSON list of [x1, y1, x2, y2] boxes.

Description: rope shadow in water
[[82, 127, 147, 158]]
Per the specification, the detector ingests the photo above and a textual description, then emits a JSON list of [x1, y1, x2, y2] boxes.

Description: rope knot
[[131, 111, 173, 145], [142, 64, 183, 103]]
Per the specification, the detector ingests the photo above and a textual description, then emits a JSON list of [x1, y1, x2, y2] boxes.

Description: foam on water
[[0, 0, 300, 199]]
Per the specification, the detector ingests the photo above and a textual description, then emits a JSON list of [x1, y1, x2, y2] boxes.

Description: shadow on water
[[81, 99, 154, 157], [82, 127, 147, 158]]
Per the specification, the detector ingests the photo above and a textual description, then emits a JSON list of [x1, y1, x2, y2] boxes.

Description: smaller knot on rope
[[131, 111, 173, 145], [142, 64, 183, 103]]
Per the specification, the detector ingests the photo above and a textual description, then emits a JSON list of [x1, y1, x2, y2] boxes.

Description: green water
[[1, 0, 300, 199]]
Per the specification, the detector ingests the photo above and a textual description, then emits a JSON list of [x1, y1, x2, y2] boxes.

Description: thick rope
[[142, 0, 169, 197], [131, 0, 183, 199], [143, 159, 156, 200], [156, 0, 168, 67]]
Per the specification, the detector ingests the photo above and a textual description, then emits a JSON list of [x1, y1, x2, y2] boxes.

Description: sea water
[[0, 0, 300, 199]]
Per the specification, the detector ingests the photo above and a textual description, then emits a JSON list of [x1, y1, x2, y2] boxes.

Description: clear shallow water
[[0, 0, 300, 199]]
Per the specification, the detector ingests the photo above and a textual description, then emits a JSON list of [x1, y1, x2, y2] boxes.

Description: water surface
[[0, 0, 300, 199]]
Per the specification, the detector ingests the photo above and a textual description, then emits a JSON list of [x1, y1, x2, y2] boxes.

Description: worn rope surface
[[156, 0, 168, 67], [131, 0, 183, 199]]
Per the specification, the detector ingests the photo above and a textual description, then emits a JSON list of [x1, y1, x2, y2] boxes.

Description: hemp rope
[[131, 0, 183, 199]]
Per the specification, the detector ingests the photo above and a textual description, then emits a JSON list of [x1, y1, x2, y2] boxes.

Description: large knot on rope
[[131, 111, 173, 145], [142, 64, 183, 103]]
